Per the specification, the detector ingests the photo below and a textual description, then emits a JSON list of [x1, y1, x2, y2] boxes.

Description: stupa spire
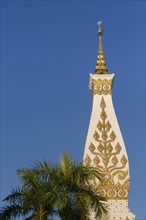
[[95, 21, 109, 74], [83, 23, 135, 220]]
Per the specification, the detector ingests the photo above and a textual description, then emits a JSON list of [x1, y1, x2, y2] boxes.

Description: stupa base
[[90, 200, 135, 220], [105, 200, 135, 220]]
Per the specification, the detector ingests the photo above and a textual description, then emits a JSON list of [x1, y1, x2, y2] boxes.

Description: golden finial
[[95, 21, 109, 74], [97, 20, 103, 36]]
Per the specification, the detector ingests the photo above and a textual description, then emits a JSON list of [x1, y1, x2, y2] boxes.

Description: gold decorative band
[[92, 78, 113, 95]]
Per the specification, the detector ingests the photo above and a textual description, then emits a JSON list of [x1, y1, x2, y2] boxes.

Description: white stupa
[[83, 22, 135, 220]]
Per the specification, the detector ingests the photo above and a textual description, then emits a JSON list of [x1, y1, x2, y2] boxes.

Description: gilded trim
[[92, 79, 112, 95]]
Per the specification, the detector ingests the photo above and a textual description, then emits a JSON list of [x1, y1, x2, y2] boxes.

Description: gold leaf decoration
[[101, 132, 108, 140], [117, 170, 128, 180], [110, 131, 116, 141], [112, 155, 118, 165], [84, 155, 91, 165], [87, 97, 129, 200], [97, 143, 104, 152], [107, 143, 113, 152], [97, 121, 103, 131], [115, 143, 122, 153], [107, 189, 116, 198], [105, 121, 111, 131], [100, 110, 107, 120], [118, 189, 127, 198], [100, 97, 106, 109], [89, 143, 95, 153], [115, 182, 121, 191], [94, 178, 130, 200], [121, 155, 128, 165], [93, 155, 100, 165], [92, 79, 112, 95], [123, 178, 130, 190], [103, 156, 109, 165], [93, 131, 100, 141]]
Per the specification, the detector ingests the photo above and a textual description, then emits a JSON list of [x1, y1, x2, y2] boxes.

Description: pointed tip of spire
[[95, 21, 109, 74], [97, 20, 103, 36], [97, 21, 102, 25]]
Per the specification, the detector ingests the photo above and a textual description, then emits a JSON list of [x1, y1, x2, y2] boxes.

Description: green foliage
[[1, 152, 107, 220]]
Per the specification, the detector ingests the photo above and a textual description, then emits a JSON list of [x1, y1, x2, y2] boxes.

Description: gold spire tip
[[95, 21, 109, 74], [97, 21, 103, 36]]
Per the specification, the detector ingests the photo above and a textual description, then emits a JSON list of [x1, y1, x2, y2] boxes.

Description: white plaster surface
[[83, 73, 135, 220]]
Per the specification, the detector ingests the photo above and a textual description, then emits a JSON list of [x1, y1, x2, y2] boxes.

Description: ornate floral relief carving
[[92, 79, 112, 95], [84, 97, 130, 200]]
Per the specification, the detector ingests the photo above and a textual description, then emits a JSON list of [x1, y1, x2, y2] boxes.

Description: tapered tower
[[83, 22, 135, 220]]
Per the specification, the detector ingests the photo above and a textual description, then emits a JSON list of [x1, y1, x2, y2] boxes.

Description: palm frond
[[59, 152, 74, 176], [3, 187, 23, 205], [1, 152, 107, 220], [0, 204, 31, 220]]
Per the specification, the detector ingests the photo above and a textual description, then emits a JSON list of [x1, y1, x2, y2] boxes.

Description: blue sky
[[1, 1, 145, 219]]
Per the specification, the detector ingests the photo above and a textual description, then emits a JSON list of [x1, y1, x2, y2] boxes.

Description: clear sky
[[0, 1, 145, 219]]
